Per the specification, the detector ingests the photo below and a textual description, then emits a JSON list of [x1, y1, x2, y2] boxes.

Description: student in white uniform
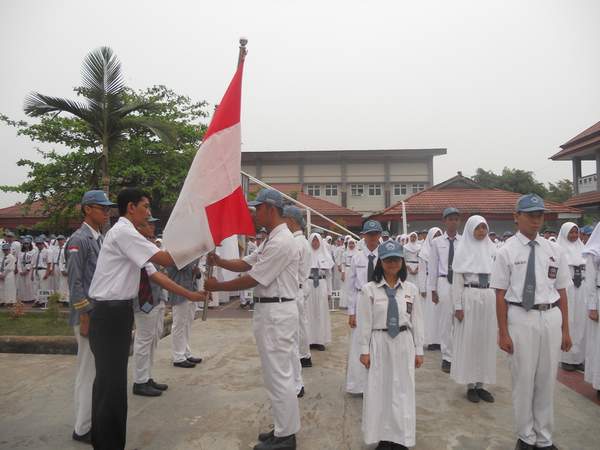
[[357, 240, 424, 450], [346, 220, 382, 395], [4, 231, 21, 258], [31, 236, 52, 307], [205, 188, 300, 450], [450, 215, 497, 403], [556, 222, 587, 372], [340, 238, 358, 309], [306, 232, 334, 351], [132, 217, 170, 396], [52, 235, 69, 303], [428, 207, 462, 373], [0, 243, 17, 306], [16, 238, 35, 303], [582, 223, 600, 399], [403, 232, 420, 286], [491, 193, 572, 450], [418, 227, 442, 350], [283, 205, 310, 392], [87, 188, 205, 450]]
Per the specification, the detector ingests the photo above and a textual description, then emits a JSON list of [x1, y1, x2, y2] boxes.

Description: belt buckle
[[538, 304, 549, 311]]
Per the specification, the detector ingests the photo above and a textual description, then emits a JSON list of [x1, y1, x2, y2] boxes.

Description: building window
[[368, 184, 382, 196], [324, 184, 338, 196], [393, 184, 407, 195], [307, 184, 321, 196], [418, 183, 425, 191], [351, 184, 364, 196]]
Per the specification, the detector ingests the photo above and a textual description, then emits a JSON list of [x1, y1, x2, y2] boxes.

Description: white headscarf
[[558, 222, 585, 266], [583, 223, 600, 258], [345, 238, 358, 258], [418, 227, 442, 263], [452, 215, 494, 274], [403, 232, 420, 254], [309, 233, 335, 269]]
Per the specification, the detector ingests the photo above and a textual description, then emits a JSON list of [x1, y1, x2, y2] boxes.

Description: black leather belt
[[439, 274, 447, 278], [464, 283, 490, 289], [35, 268, 46, 270], [508, 301, 559, 311], [406, 260, 418, 264], [93, 299, 133, 307], [309, 276, 327, 280], [373, 326, 408, 332], [253, 297, 294, 303]]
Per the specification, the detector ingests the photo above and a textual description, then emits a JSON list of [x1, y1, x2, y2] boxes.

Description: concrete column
[[384, 157, 391, 208], [572, 157, 581, 195], [341, 160, 348, 207], [427, 157, 434, 186]]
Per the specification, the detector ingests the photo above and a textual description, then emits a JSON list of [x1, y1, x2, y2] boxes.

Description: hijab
[[418, 227, 442, 263], [403, 232, 420, 254], [452, 215, 494, 274], [309, 233, 335, 269], [558, 222, 585, 266]]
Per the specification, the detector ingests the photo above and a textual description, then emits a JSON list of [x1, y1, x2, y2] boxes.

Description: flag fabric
[[163, 61, 255, 268]]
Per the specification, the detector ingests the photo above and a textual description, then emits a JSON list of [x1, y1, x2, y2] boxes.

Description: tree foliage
[[1, 85, 208, 231], [471, 168, 573, 203]]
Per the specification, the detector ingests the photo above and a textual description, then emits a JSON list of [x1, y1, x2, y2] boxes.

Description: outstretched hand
[[203, 277, 220, 292]]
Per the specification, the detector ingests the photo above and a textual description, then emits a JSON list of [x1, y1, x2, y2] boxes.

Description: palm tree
[[24, 46, 176, 195]]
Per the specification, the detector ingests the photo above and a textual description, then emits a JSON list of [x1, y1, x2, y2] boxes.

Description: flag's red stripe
[[203, 62, 243, 142], [205, 186, 255, 245]]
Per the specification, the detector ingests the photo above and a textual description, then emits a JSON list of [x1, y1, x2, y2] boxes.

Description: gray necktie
[[384, 285, 401, 338], [310, 267, 320, 288], [522, 240, 537, 311], [447, 238, 455, 284], [367, 254, 376, 282]]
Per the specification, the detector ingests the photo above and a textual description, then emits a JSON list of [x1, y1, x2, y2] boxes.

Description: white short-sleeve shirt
[[89, 217, 160, 301], [490, 231, 571, 305], [242, 223, 299, 299]]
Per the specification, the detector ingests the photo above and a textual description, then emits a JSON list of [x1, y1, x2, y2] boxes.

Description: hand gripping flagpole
[[202, 38, 249, 321]]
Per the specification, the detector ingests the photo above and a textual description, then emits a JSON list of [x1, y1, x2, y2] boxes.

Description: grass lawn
[[0, 311, 73, 336]]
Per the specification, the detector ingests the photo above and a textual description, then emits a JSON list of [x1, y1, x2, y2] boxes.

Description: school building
[[242, 148, 447, 216]]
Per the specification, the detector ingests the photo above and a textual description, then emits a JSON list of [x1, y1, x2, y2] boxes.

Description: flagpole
[[202, 38, 249, 321]]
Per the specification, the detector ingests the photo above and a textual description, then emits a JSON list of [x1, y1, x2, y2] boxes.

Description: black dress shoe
[[375, 441, 392, 450], [174, 360, 196, 368], [133, 382, 162, 397], [148, 378, 168, 391], [300, 357, 312, 368], [258, 429, 274, 442], [515, 439, 535, 450], [467, 388, 480, 403], [476, 388, 495, 403], [187, 356, 203, 364], [309, 344, 325, 351], [391, 443, 408, 450], [254, 434, 296, 450], [561, 363, 577, 372], [297, 386, 305, 398], [441, 360, 451, 373], [575, 363, 585, 371], [72, 430, 92, 444], [535, 445, 558, 449]]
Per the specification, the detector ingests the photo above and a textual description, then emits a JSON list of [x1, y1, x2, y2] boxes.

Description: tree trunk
[[101, 141, 109, 195]]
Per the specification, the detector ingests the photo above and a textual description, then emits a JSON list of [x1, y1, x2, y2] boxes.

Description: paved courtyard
[[1, 306, 599, 450]]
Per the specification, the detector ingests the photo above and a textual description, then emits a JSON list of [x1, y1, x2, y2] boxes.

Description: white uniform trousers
[[33, 270, 50, 305], [291, 296, 304, 395], [253, 301, 301, 437], [561, 284, 586, 365], [133, 305, 162, 384], [422, 291, 441, 346], [297, 288, 311, 360], [584, 316, 600, 389], [171, 301, 195, 363], [346, 326, 368, 394], [73, 325, 95, 436], [56, 273, 69, 303], [437, 277, 454, 362], [508, 305, 562, 448]]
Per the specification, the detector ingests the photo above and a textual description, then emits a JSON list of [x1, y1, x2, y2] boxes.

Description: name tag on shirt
[[548, 266, 558, 279], [405, 295, 413, 314]]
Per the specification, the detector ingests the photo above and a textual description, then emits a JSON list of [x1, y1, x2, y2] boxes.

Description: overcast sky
[[1, 0, 599, 207]]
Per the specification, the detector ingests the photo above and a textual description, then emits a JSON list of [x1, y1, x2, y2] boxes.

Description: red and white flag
[[163, 61, 255, 268]]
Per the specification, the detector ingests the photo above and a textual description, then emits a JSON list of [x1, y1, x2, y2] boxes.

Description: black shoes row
[[255, 429, 296, 450], [441, 360, 451, 373], [515, 438, 558, 449], [173, 356, 203, 368], [309, 344, 326, 351], [133, 379, 168, 397], [467, 387, 494, 403], [561, 362, 585, 372], [375, 440, 408, 449]]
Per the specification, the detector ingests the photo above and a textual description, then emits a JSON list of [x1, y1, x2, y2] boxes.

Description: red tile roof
[[0, 200, 46, 218], [563, 191, 600, 207], [550, 120, 600, 160], [296, 193, 361, 218], [374, 176, 581, 219]]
